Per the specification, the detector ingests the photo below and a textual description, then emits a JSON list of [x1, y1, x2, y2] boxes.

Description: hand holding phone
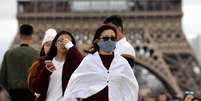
[[45, 60, 55, 72]]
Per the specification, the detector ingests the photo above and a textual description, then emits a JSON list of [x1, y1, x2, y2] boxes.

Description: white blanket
[[63, 52, 139, 101]]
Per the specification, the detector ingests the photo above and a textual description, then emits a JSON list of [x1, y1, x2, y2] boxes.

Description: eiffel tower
[[15, 0, 201, 97]]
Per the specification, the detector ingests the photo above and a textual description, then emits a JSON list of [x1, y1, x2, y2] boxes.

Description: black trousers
[[9, 89, 33, 101]]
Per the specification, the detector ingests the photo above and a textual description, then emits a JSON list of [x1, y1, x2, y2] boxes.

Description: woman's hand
[[63, 38, 74, 49], [45, 60, 55, 72], [62, 38, 70, 46]]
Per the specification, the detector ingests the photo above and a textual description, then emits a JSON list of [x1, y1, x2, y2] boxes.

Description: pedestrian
[[27, 28, 57, 99], [40, 28, 57, 56], [0, 24, 37, 101], [183, 91, 194, 101], [103, 15, 136, 67], [192, 97, 201, 101], [63, 24, 139, 101], [28, 31, 83, 101], [157, 92, 170, 101]]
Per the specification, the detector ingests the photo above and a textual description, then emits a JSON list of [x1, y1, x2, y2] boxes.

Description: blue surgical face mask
[[98, 40, 116, 53]]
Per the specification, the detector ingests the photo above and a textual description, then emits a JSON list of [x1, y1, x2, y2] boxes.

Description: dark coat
[[0, 44, 37, 90]]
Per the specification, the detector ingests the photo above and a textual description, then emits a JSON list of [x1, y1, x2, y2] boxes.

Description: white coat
[[63, 52, 139, 101]]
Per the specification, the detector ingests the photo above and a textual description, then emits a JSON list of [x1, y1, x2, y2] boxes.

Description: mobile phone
[[45, 60, 52, 64]]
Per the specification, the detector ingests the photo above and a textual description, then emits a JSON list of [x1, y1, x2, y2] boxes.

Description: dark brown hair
[[85, 24, 117, 54], [47, 31, 76, 60], [19, 24, 33, 36]]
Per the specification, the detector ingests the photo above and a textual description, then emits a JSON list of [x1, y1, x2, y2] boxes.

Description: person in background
[[157, 93, 170, 101], [183, 91, 194, 101], [0, 24, 37, 101], [63, 24, 139, 101], [28, 31, 83, 101], [192, 97, 201, 101], [40, 28, 57, 56], [27, 28, 57, 99], [0, 84, 11, 101], [103, 15, 136, 67]]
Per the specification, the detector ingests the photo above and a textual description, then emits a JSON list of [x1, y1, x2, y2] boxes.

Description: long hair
[[85, 24, 117, 54], [39, 46, 45, 56], [46, 31, 76, 60]]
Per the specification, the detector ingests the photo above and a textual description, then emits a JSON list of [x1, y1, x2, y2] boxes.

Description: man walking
[[104, 15, 136, 67], [0, 24, 37, 101]]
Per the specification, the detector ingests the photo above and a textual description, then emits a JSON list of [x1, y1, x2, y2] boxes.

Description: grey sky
[[182, 0, 201, 39], [184, 0, 201, 5], [0, 0, 16, 19]]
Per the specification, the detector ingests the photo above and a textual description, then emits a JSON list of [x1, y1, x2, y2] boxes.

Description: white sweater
[[46, 58, 64, 101]]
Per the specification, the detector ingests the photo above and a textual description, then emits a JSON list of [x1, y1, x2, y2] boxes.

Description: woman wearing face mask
[[28, 31, 83, 101], [63, 24, 139, 101]]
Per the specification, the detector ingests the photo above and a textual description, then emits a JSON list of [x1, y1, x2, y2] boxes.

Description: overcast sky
[[0, 0, 201, 62]]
